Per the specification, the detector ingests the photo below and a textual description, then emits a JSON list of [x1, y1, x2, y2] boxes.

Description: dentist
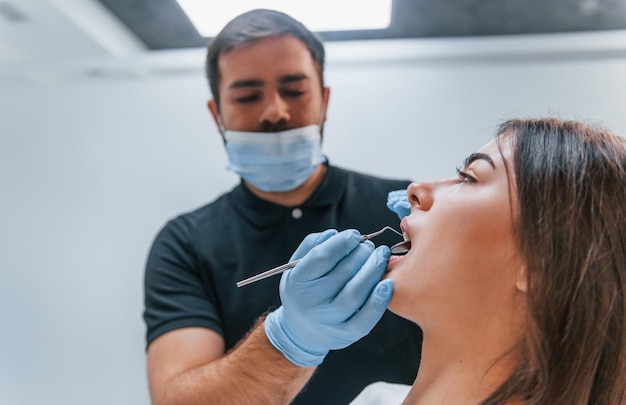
[[143, 9, 421, 405]]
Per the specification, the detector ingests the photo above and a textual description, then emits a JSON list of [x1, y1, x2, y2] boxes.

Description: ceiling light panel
[[175, 0, 392, 37]]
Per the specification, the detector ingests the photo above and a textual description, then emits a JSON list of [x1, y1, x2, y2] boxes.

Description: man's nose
[[259, 92, 291, 125]]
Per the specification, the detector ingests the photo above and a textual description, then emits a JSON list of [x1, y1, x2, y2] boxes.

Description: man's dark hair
[[205, 9, 326, 107]]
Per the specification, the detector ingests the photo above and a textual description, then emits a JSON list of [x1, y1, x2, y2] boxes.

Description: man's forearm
[[152, 320, 315, 405]]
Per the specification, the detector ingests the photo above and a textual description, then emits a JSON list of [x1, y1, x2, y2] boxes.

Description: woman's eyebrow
[[462, 152, 495, 169]]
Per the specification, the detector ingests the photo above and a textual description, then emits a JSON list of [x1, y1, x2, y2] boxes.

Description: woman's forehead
[[476, 138, 513, 165]]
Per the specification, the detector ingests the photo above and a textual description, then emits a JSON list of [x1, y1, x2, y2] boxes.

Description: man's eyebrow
[[279, 73, 308, 84], [227, 74, 309, 89], [462, 152, 495, 169], [228, 79, 264, 89]]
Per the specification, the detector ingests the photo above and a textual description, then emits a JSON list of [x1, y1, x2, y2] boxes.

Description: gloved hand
[[387, 189, 411, 220], [264, 229, 393, 367]]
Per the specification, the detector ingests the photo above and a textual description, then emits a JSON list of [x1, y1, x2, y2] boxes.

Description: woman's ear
[[515, 265, 528, 293]]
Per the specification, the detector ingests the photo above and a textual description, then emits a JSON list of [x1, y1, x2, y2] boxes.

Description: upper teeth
[[403, 231, 410, 242]]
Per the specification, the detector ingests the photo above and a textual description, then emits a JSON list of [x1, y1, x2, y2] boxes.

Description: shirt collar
[[228, 162, 346, 227]]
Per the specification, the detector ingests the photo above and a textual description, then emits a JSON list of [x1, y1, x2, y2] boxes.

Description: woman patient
[[379, 117, 626, 404], [265, 117, 625, 404]]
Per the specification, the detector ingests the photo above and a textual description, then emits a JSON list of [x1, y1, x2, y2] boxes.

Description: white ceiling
[[2, 0, 626, 86], [0, 0, 200, 85]]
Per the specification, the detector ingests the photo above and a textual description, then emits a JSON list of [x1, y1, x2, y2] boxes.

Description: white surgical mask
[[222, 124, 325, 192]]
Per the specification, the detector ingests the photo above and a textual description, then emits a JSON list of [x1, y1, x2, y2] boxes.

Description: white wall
[[1, 32, 625, 405]]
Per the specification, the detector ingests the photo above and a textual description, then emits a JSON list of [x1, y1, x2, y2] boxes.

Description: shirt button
[[291, 208, 303, 219]]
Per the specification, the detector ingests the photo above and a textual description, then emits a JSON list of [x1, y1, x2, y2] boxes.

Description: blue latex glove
[[264, 229, 393, 367], [387, 189, 411, 220]]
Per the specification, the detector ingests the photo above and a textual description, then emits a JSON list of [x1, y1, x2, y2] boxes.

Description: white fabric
[[349, 381, 411, 405]]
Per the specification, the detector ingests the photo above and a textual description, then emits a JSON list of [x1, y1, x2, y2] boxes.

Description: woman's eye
[[456, 167, 477, 184]]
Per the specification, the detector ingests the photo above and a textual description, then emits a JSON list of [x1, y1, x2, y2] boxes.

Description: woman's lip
[[388, 255, 403, 266], [400, 217, 408, 235], [386, 255, 403, 274], [395, 217, 412, 255], [383, 252, 404, 276], [400, 217, 410, 240]]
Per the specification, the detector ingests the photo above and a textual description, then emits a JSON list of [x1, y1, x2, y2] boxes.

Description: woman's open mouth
[[386, 232, 411, 274], [390, 231, 411, 255]]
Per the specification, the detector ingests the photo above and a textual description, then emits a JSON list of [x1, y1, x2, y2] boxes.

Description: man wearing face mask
[[143, 9, 422, 405]]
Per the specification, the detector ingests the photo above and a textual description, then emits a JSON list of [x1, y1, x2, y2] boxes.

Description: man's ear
[[208, 99, 219, 125], [515, 264, 528, 293], [321, 87, 330, 123]]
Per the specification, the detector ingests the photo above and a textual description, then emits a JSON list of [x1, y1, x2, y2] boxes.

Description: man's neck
[[244, 164, 328, 207]]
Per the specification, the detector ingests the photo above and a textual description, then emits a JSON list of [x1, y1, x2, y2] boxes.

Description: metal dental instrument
[[390, 240, 411, 255], [236, 226, 403, 287]]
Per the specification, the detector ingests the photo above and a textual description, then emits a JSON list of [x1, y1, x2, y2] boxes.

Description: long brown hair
[[483, 118, 626, 404]]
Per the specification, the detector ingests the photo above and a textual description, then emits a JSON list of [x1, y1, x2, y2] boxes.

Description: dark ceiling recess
[[98, 0, 626, 50]]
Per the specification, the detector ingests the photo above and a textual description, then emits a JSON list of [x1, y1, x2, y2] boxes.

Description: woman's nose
[[259, 92, 291, 125], [407, 182, 434, 211]]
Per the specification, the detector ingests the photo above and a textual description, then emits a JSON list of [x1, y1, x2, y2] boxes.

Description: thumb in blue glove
[[387, 189, 411, 220], [264, 229, 394, 367]]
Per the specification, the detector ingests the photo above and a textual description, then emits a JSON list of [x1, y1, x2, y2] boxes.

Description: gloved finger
[[299, 242, 375, 305], [289, 229, 338, 262], [330, 246, 390, 319], [342, 279, 394, 337], [387, 189, 411, 220], [387, 189, 406, 200], [290, 229, 361, 282]]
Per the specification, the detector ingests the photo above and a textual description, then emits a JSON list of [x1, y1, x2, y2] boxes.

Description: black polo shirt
[[144, 163, 422, 404]]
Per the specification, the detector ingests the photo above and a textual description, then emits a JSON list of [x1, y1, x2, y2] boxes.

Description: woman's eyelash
[[456, 167, 477, 183]]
